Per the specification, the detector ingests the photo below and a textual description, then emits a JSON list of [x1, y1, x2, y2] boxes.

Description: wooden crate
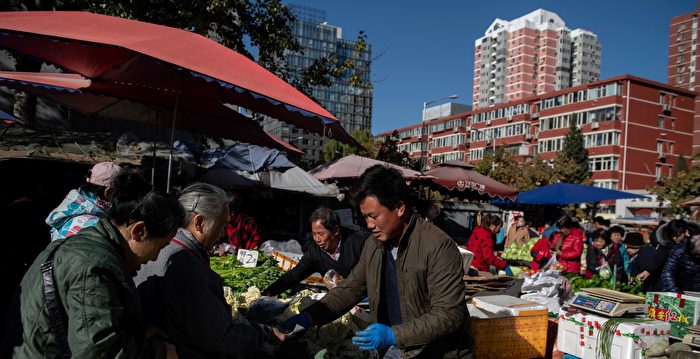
[[272, 251, 323, 284], [471, 308, 549, 359]]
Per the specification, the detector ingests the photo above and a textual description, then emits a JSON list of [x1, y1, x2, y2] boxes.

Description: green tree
[[650, 159, 700, 215], [675, 154, 689, 176], [475, 148, 558, 191], [375, 131, 420, 170], [556, 120, 590, 183], [323, 129, 376, 162]]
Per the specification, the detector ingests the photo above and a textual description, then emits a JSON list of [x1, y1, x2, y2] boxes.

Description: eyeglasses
[[129, 187, 155, 217]]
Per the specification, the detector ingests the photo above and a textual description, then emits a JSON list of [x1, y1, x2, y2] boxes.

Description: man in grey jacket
[[282, 165, 473, 358], [134, 183, 284, 358]]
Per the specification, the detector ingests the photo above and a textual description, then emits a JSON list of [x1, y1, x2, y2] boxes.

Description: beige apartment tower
[[473, 9, 601, 109]]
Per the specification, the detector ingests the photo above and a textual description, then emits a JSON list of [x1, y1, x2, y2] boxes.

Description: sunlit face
[[126, 222, 176, 269], [626, 246, 641, 257], [672, 231, 687, 244], [360, 196, 406, 243], [311, 220, 340, 253], [516, 217, 526, 227], [592, 237, 607, 250], [610, 232, 622, 243], [198, 206, 230, 251]]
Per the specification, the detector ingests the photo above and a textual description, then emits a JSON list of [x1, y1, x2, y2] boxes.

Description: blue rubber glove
[[504, 266, 514, 276], [351, 323, 396, 350], [279, 312, 312, 333]]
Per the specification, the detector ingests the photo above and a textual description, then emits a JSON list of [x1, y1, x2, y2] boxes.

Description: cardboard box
[[644, 292, 700, 339], [557, 308, 670, 359], [469, 304, 548, 358]]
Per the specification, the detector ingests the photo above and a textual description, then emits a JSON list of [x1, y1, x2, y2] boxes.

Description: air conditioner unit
[[591, 122, 600, 129], [453, 127, 459, 133], [532, 112, 540, 119], [534, 133, 540, 139], [659, 152, 666, 160], [506, 115, 513, 122], [452, 145, 459, 150], [662, 104, 672, 112], [465, 126, 471, 131], [525, 133, 533, 140], [486, 119, 492, 126], [486, 139, 492, 145]]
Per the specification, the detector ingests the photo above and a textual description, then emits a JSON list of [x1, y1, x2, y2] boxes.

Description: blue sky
[[285, 0, 697, 135]]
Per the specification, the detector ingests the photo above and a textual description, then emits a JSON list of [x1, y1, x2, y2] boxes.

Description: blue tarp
[[492, 182, 647, 205], [201, 143, 295, 173]]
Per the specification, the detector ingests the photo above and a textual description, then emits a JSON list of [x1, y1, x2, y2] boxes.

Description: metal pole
[[422, 101, 428, 171], [166, 88, 181, 193]]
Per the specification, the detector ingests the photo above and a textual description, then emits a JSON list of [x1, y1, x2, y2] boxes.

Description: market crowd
[[466, 212, 700, 294], [1, 163, 476, 358]]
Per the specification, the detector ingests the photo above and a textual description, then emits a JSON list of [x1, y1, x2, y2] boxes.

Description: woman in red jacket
[[466, 214, 508, 274], [551, 216, 585, 274]]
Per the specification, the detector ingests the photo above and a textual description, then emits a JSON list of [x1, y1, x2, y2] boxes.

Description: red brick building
[[378, 75, 695, 191], [669, 8, 700, 155]]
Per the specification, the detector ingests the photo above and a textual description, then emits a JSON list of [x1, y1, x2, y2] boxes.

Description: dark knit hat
[[622, 232, 645, 248]]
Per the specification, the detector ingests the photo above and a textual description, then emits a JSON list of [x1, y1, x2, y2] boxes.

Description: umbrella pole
[[166, 81, 182, 193]]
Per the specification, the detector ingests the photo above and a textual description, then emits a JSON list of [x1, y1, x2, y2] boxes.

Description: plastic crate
[[469, 305, 548, 358], [272, 251, 323, 284]]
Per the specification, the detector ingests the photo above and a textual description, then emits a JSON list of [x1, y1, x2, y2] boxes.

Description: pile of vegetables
[[501, 238, 538, 261], [224, 287, 371, 359], [210, 252, 285, 297], [562, 272, 644, 295]]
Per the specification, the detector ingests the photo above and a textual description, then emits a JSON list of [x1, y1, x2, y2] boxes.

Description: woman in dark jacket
[[647, 220, 700, 291], [12, 170, 185, 358], [661, 234, 700, 293]]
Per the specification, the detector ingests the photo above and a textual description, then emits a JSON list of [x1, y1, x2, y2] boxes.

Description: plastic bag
[[244, 296, 290, 325], [259, 240, 303, 256], [322, 269, 344, 290], [542, 252, 559, 271]]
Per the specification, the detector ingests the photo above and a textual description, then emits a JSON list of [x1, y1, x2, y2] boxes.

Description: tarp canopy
[[424, 162, 518, 200], [200, 144, 339, 198], [492, 182, 648, 205], [309, 154, 432, 181], [0, 11, 360, 147], [0, 71, 302, 154], [201, 143, 295, 173]]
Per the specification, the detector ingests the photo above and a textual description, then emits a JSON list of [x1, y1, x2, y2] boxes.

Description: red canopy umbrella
[[0, 71, 303, 154], [0, 11, 358, 147], [309, 155, 433, 181], [424, 161, 518, 200]]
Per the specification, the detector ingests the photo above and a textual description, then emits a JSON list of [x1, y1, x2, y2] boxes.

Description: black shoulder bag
[[40, 244, 72, 358]]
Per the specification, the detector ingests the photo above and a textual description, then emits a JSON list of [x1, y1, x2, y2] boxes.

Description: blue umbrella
[[492, 182, 647, 205]]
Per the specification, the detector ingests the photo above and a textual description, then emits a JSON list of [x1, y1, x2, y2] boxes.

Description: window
[[593, 181, 618, 190], [588, 156, 619, 172]]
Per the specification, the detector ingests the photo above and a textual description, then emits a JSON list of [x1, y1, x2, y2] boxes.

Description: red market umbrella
[[309, 155, 433, 181], [424, 161, 518, 200], [0, 11, 359, 147], [0, 71, 303, 155]]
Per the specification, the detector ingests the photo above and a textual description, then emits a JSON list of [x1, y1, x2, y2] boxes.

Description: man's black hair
[[355, 165, 409, 210], [309, 207, 340, 231], [594, 216, 606, 226]]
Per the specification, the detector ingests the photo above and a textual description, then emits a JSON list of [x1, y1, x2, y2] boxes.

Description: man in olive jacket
[[282, 165, 473, 358]]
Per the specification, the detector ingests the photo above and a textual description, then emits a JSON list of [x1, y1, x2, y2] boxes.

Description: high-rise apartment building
[[261, 4, 372, 163], [473, 9, 601, 109], [669, 8, 700, 155]]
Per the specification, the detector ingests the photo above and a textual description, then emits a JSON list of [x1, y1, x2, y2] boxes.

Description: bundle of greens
[[595, 318, 650, 359], [562, 272, 644, 295], [210, 252, 285, 297]]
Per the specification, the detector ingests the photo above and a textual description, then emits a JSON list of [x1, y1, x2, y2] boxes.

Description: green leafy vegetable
[[210, 252, 285, 297]]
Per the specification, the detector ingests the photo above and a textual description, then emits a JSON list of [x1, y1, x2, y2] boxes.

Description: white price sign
[[237, 249, 259, 268]]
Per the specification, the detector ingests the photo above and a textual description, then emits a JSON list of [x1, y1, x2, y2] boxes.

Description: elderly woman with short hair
[[135, 183, 284, 358]]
